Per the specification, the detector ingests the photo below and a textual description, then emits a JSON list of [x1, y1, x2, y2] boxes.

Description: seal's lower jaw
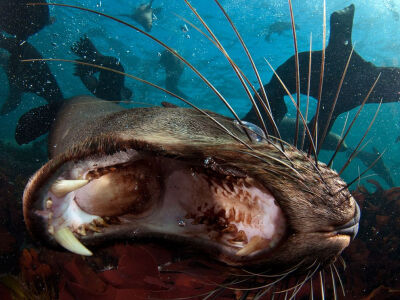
[[25, 149, 287, 265]]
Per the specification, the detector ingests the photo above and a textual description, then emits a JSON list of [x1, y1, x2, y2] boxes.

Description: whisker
[[289, 277, 309, 300], [338, 256, 347, 270], [28, 2, 251, 141], [22, 58, 253, 150], [202, 286, 225, 300], [342, 148, 386, 191], [309, 276, 314, 300], [300, 32, 313, 150], [288, 0, 301, 147], [319, 270, 325, 300], [233, 123, 293, 165], [275, 262, 320, 297], [241, 258, 305, 278], [328, 73, 381, 168], [333, 262, 346, 296], [213, 0, 285, 143], [226, 260, 306, 293], [264, 58, 319, 164], [309, 0, 326, 157], [339, 100, 383, 175], [339, 112, 350, 141], [183, 0, 269, 142], [318, 48, 354, 155], [221, 273, 289, 292], [238, 290, 251, 300], [236, 150, 304, 179], [253, 285, 274, 300], [330, 265, 338, 300], [357, 165, 362, 188], [331, 112, 350, 169], [174, 11, 284, 149]]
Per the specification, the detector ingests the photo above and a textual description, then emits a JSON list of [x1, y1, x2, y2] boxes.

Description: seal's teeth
[[235, 236, 270, 257], [53, 227, 93, 256], [50, 179, 89, 198]]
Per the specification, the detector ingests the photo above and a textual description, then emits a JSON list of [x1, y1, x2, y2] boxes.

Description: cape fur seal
[[119, 0, 161, 32], [15, 1, 391, 298], [245, 4, 400, 144]]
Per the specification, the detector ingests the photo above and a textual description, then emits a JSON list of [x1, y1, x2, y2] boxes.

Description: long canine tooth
[[53, 227, 93, 256], [50, 179, 89, 197], [236, 236, 270, 257]]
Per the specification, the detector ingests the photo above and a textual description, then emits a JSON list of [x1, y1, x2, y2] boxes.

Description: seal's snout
[[335, 201, 360, 240]]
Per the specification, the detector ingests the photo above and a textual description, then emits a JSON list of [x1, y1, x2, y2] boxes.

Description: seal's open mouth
[[33, 149, 286, 261]]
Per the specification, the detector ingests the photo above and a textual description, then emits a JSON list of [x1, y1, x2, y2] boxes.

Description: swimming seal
[[119, 0, 161, 32], [245, 4, 400, 144]]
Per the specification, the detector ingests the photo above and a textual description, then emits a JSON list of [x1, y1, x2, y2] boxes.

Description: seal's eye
[[234, 120, 266, 143]]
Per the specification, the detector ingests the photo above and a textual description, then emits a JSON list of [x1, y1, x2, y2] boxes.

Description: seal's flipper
[[71, 36, 101, 61], [15, 103, 61, 145], [327, 4, 355, 51]]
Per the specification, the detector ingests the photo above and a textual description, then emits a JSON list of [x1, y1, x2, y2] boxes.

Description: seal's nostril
[[336, 201, 360, 240]]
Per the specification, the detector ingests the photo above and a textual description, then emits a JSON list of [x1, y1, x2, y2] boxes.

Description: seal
[[119, 0, 161, 32], [19, 1, 385, 298], [245, 4, 400, 143], [23, 95, 359, 271]]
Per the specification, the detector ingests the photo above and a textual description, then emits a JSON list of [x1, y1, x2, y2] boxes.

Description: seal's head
[[23, 96, 359, 273]]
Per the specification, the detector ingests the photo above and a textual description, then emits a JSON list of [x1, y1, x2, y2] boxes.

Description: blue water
[[0, 0, 399, 189]]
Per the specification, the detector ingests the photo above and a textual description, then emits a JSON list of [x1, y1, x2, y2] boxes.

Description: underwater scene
[[0, 0, 399, 299]]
